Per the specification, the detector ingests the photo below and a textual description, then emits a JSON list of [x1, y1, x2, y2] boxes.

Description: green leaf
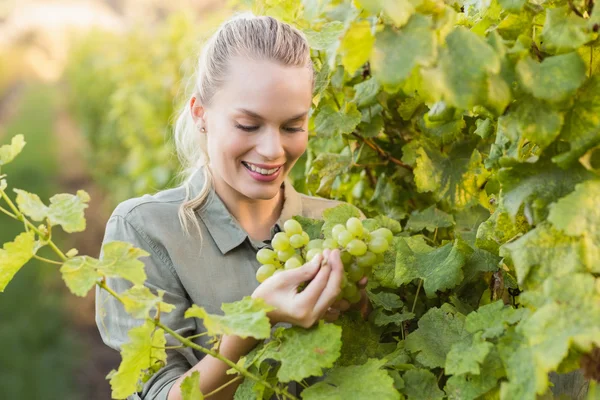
[[0, 134, 26, 167], [516, 53, 586, 103], [353, 78, 381, 107], [357, 0, 419, 27], [362, 215, 402, 234], [367, 290, 404, 311], [465, 300, 527, 339], [181, 371, 203, 400], [552, 76, 600, 167], [498, 0, 525, 13], [373, 236, 405, 288], [259, 321, 341, 382], [414, 141, 490, 211], [121, 285, 176, 319], [13, 189, 48, 221], [406, 205, 455, 232], [60, 256, 103, 297], [500, 222, 588, 287], [110, 320, 167, 399], [307, 153, 352, 197], [371, 14, 436, 91], [422, 27, 501, 110], [0, 231, 36, 292], [304, 21, 345, 51], [444, 349, 505, 400], [497, 159, 592, 224], [321, 203, 362, 239], [395, 239, 467, 298], [402, 369, 444, 400], [98, 241, 149, 286], [548, 180, 600, 272], [540, 7, 592, 53], [292, 215, 324, 240], [372, 310, 415, 327], [301, 359, 401, 400], [314, 103, 362, 137], [335, 311, 387, 366], [445, 332, 493, 375], [405, 304, 471, 368], [185, 296, 274, 339], [497, 330, 544, 400], [339, 20, 374, 75], [46, 190, 90, 233]]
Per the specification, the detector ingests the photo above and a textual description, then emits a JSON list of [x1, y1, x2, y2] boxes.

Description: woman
[[95, 13, 364, 400]]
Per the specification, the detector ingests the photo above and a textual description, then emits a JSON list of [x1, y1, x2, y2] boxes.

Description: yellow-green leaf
[[60, 256, 103, 297], [0, 231, 36, 292], [339, 20, 374, 76], [121, 285, 176, 319], [0, 134, 26, 167], [13, 189, 49, 221], [181, 371, 203, 400], [47, 190, 90, 233], [97, 241, 149, 285]]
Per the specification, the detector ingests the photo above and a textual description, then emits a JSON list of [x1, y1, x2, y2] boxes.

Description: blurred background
[[0, 0, 242, 398]]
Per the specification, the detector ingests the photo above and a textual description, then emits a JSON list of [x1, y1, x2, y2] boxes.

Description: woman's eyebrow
[[236, 108, 308, 121]]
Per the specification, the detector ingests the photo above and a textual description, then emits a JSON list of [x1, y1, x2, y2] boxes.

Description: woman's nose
[[256, 128, 285, 160]]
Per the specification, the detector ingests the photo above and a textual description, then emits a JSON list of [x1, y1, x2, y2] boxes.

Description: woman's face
[[193, 56, 313, 202]]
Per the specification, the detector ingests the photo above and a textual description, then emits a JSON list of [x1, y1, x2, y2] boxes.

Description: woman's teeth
[[244, 162, 280, 175]]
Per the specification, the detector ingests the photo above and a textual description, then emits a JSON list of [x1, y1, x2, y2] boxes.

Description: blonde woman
[[96, 13, 366, 400]]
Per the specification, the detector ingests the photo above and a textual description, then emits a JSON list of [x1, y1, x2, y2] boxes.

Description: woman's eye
[[235, 124, 259, 132], [284, 127, 305, 133]]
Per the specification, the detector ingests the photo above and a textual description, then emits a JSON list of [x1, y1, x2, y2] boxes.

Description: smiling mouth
[[241, 161, 282, 176]]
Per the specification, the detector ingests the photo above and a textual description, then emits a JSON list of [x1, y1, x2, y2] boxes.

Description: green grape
[[290, 233, 305, 248], [368, 237, 389, 254], [301, 231, 310, 245], [346, 286, 362, 304], [363, 230, 372, 242], [343, 283, 358, 298], [277, 247, 296, 262], [284, 219, 303, 236], [371, 228, 393, 245], [306, 239, 324, 251], [273, 269, 283, 275], [332, 224, 346, 239], [347, 239, 367, 256], [356, 251, 377, 268], [346, 217, 363, 238], [337, 230, 353, 247], [340, 250, 353, 266], [341, 273, 348, 288], [347, 263, 364, 282], [323, 238, 338, 249], [256, 264, 277, 282], [305, 248, 323, 262], [285, 257, 303, 270], [272, 232, 290, 251], [257, 248, 278, 264]]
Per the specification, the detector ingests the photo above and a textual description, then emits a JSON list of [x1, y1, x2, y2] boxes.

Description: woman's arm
[[167, 335, 258, 400]]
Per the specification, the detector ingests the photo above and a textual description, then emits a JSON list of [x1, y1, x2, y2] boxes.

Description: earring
[[201, 127, 206, 132]]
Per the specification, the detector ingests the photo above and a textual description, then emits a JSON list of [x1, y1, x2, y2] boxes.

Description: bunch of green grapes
[[255, 218, 393, 304]]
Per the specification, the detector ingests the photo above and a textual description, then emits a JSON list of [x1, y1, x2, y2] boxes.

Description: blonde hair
[[173, 12, 315, 237]]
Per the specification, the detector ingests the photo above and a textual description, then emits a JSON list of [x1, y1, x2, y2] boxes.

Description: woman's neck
[[213, 177, 284, 242]]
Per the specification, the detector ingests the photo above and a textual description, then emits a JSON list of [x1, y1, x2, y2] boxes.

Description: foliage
[[4, 0, 600, 398]]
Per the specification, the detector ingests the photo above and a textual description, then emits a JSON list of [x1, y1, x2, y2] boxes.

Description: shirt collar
[[188, 168, 303, 255]]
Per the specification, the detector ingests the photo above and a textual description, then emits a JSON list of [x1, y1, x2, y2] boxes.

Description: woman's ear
[[190, 96, 207, 132]]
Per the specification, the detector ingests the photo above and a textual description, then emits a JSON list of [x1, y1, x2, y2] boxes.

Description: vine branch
[[351, 132, 413, 170]]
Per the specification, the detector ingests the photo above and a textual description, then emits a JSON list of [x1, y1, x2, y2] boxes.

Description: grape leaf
[[406, 205, 455, 232], [292, 215, 324, 240], [314, 103, 362, 138], [60, 256, 103, 297], [371, 14, 436, 91], [13, 189, 48, 221], [258, 321, 341, 382], [475, 205, 529, 255], [373, 236, 404, 288], [421, 27, 501, 110], [0, 231, 36, 292], [339, 20, 374, 75], [98, 241, 149, 286], [372, 309, 415, 327], [516, 53, 586, 103], [405, 303, 471, 368], [181, 371, 203, 400], [395, 239, 467, 298], [444, 349, 505, 400], [110, 320, 167, 399], [548, 180, 600, 272], [498, 0, 525, 13], [185, 296, 274, 339], [402, 369, 444, 400], [552, 75, 600, 167], [121, 285, 176, 319], [414, 140, 490, 211], [445, 332, 493, 375], [304, 21, 345, 51], [335, 311, 391, 366], [0, 134, 26, 166], [465, 300, 527, 339], [362, 215, 402, 234], [321, 203, 362, 239], [46, 190, 90, 233], [500, 223, 587, 287], [301, 359, 400, 400], [307, 153, 352, 197], [367, 290, 404, 311], [358, 0, 419, 27], [540, 7, 592, 53], [352, 78, 381, 108]]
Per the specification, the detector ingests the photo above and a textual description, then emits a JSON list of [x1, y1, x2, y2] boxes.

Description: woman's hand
[[251, 248, 344, 328]]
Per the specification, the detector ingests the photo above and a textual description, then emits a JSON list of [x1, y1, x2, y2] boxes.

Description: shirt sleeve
[[95, 214, 198, 400]]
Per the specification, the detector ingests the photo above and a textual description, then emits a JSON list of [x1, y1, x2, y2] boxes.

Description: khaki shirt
[[95, 168, 346, 399]]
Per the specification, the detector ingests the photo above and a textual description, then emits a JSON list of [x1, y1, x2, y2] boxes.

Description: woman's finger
[[357, 276, 368, 289], [277, 254, 322, 286], [313, 249, 344, 314], [330, 299, 351, 312], [323, 307, 340, 322], [298, 251, 332, 306]]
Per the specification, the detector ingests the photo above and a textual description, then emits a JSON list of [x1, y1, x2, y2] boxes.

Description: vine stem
[[351, 132, 413, 170], [154, 321, 297, 400], [0, 205, 17, 219], [98, 280, 125, 305], [0, 187, 67, 261], [411, 280, 422, 314], [204, 375, 243, 398], [33, 254, 63, 265]]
